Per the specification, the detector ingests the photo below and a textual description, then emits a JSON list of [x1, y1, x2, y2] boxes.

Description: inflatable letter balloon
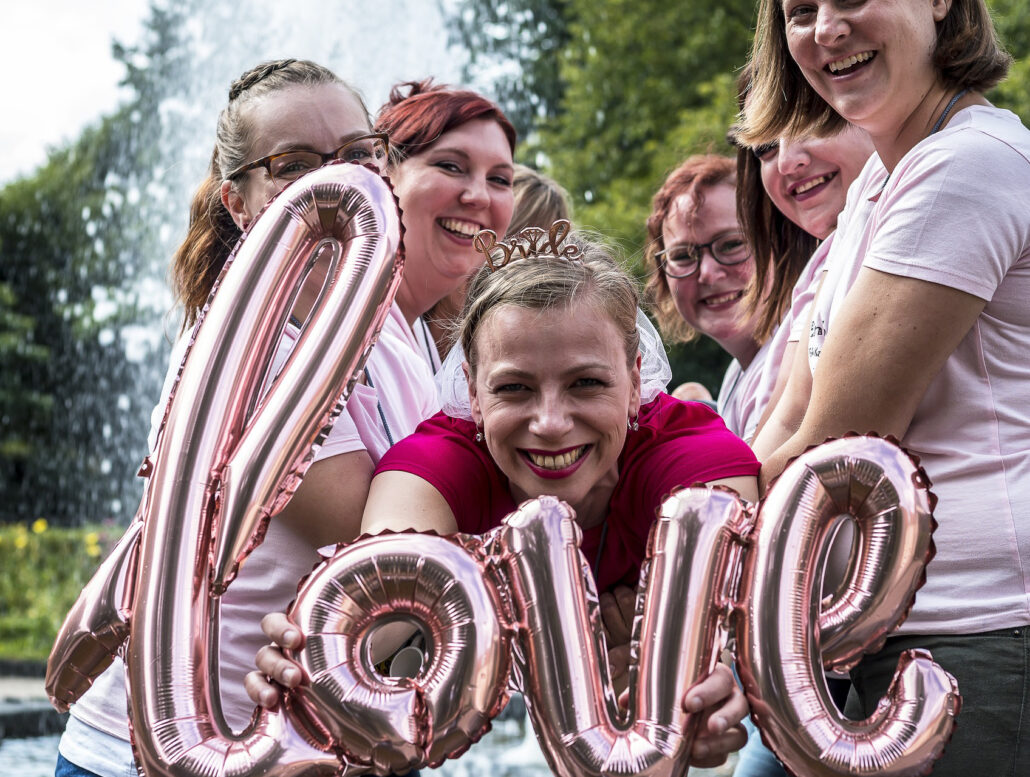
[[49, 162, 405, 776], [735, 436, 961, 776], [497, 491, 747, 777], [46, 164, 959, 777], [285, 531, 512, 775]]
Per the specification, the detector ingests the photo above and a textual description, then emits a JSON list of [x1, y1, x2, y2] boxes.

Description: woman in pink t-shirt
[[251, 226, 760, 770], [739, 1, 1030, 774], [56, 61, 517, 777]]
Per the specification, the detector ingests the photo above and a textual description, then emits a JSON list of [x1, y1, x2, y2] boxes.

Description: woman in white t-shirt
[[56, 60, 516, 777], [741, 1, 1030, 774]]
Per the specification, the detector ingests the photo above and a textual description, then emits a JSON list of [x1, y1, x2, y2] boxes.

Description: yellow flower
[[85, 531, 99, 546], [14, 533, 28, 549], [32, 518, 48, 534], [86, 542, 102, 558]]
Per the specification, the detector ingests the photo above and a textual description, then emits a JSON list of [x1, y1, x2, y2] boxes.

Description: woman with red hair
[[54, 66, 516, 777], [375, 79, 517, 372]]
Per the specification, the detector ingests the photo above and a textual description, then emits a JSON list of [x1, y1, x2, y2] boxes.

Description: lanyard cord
[[880, 88, 968, 193], [362, 367, 394, 447], [417, 316, 441, 374]]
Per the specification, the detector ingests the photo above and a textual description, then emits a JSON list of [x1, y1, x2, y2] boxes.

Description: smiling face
[[782, 0, 952, 138], [468, 299, 641, 528], [759, 124, 874, 238], [662, 183, 759, 364], [391, 118, 515, 315], [223, 83, 372, 230]]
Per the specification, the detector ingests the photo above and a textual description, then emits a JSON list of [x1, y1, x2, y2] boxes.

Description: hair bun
[[386, 78, 445, 106]]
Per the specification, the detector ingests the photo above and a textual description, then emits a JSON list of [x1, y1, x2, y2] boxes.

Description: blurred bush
[[0, 519, 119, 661]]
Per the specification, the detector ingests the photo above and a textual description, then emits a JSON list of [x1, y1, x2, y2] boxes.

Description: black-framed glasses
[[227, 133, 390, 185], [656, 231, 751, 278]]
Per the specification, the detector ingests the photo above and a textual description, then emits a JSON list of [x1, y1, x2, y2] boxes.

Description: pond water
[[0, 718, 552, 777], [0, 721, 737, 776]]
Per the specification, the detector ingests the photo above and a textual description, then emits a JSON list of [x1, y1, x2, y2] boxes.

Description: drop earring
[[475, 426, 484, 443], [628, 416, 639, 432]]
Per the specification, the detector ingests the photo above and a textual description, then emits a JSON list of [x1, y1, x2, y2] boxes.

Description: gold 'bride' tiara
[[473, 218, 583, 271]]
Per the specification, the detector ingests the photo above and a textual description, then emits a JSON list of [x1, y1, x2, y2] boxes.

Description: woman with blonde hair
[[249, 226, 760, 770]]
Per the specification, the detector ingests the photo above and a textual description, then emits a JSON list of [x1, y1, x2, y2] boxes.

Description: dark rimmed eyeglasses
[[227, 133, 390, 185], [656, 231, 752, 278]]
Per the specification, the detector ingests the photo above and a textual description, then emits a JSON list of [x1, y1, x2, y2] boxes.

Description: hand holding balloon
[[683, 664, 749, 768], [245, 613, 306, 709]]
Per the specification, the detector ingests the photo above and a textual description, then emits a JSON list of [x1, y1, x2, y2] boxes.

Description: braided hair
[[170, 59, 369, 329]]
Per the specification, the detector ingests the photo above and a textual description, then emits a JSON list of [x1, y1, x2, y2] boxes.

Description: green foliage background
[[0, 520, 119, 660], [453, 0, 1030, 392]]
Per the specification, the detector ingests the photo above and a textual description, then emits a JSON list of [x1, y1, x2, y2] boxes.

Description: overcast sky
[[2, 1, 477, 187], [2, 1, 151, 184]]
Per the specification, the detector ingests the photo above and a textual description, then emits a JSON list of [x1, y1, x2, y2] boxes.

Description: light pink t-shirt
[[806, 105, 1030, 635], [719, 235, 833, 443], [717, 339, 773, 444], [65, 302, 440, 763]]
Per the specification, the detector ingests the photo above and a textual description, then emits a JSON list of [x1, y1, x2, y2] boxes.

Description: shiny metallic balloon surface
[[127, 162, 402, 777], [735, 436, 959, 777]]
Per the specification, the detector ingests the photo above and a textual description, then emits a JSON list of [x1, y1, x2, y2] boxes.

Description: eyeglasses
[[227, 133, 390, 185], [656, 231, 751, 278]]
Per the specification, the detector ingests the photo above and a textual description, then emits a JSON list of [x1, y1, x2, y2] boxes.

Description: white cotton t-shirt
[[786, 235, 833, 345], [719, 234, 833, 443], [718, 339, 774, 444], [62, 302, 439, 773], [805, 105, 1030, 635]]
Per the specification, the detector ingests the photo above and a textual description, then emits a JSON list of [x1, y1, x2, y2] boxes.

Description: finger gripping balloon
[[495, 490, 747, 777], [286, 531, 512, 775]]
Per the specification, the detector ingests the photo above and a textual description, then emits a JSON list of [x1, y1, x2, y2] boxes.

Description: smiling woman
[[740, 0, 1030, 773], [362, 229, 759, 769], [374, 79, 516, 370], [645, 155, 773, 441]]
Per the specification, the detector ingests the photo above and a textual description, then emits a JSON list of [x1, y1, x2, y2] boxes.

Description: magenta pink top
[[375, 393, 759, 592]]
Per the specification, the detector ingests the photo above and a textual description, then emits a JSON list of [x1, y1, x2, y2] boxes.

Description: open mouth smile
[[826, 50, 875, 76], [791, 171, 837, 198], [520, 444, 591, 479], [700, 290, 744, 307], [438, 217, 485, 239]]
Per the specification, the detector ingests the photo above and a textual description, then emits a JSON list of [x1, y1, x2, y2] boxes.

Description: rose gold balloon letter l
[[117, 163, 399, 777]]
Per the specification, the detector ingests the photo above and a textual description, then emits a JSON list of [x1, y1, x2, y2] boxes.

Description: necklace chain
[[880, 88, 969, 194]]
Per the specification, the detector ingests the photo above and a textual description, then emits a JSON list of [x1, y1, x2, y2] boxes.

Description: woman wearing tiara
[[250, 222, 760, 768]]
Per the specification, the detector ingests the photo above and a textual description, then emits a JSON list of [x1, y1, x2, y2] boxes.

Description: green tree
[[450, 0, 756, 391], [452, 0, 572, 141], [0, 4, 197, 525]]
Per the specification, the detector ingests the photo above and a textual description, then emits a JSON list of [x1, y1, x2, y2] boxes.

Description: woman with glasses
[[644, 155, 764, 440], [55, 60, 514, 777]]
